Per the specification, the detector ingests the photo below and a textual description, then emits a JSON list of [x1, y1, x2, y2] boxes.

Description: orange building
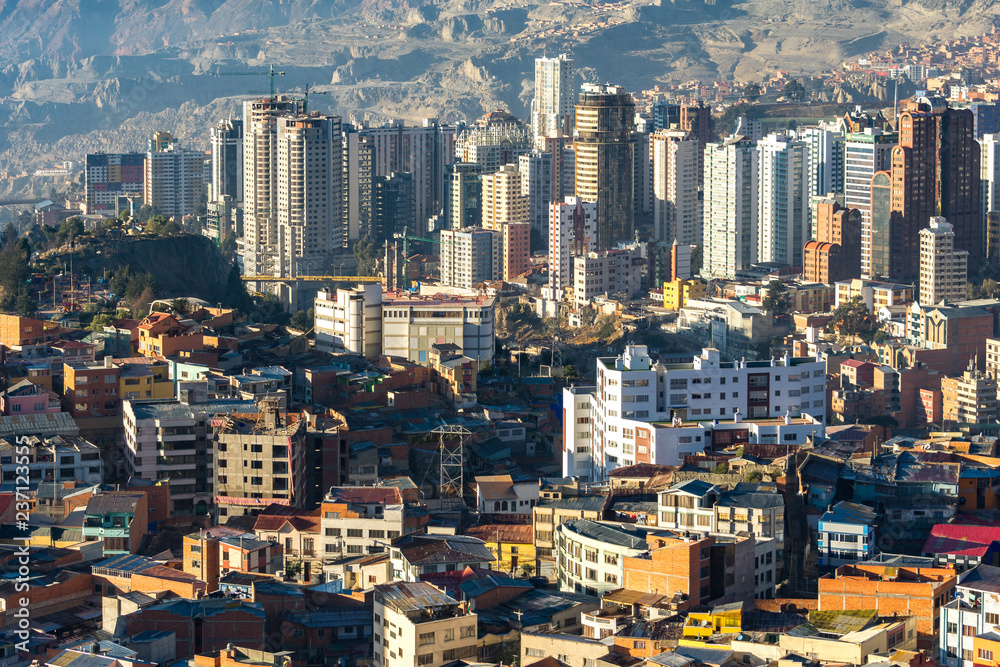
[[973, 630, 1000, 667], [802, 201, 862, 284], [502, 221, 530, 281], [622, 532, 713, 611], [817, 564, 956, 649], [137, 312, 205, 357], [0, 314, 58, 347]]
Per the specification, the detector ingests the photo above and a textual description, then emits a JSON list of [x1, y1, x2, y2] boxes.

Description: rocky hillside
[[0, 0, 998, 202]]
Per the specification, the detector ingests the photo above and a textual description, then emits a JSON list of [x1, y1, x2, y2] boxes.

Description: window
[[979, 649, 994, 662], [988, 613, 1000, 626], [526, 649, 545, 658], [418, 632, 435, 646], [634, 642, 646, 649], [461, 625, 475, 639], [965, 625, 977, 637], [418, 655, 434, 665], [444, 628, 454, 642], [347, 529, 363, 538]]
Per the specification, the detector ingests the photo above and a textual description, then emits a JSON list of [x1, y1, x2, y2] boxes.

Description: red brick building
[[123, 598, 267, 659]]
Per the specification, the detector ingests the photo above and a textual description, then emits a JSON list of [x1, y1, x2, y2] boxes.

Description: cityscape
[[10, 14, 1000, 667]]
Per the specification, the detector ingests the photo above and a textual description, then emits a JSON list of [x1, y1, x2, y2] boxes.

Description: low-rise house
[[83, 492, 148, 555], [252, 507, 322, 584], [0, 379, 61, 415], [658, 480, 722, 534], [320, 486, 429, 561], [475, 474, 540, 514], [556, 519, 649, 596], [373, 581, 478, 667], [390, 534, 495, 581], [533, 495, 608, 560], [122, 598, 266, 660]]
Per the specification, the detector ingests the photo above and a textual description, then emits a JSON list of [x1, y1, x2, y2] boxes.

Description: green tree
[[831, 295, 877, 342], [520, 563, 535, 578], [289, 308, 314, 331], [784, 79, 806, 101], [743, 82, 761, 102], [690, 244, 704, 276], [169, 298, 191, 315], [353, 236, 378, 276], [761, 280, 792, 316], [14, 288, 35, 318], [745, 470, 764, 484], [56, 217, 84, 245], [712, 462, 730, 474], [146, 216, 180, 236], [135, 204, 161, 224]]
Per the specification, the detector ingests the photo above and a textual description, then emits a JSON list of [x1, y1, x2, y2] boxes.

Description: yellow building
[[974, 631, 1000, 667], [464, 521, 535, 574], [663, 278, 707, 310], [682, 601, 743, 640], [117, 357, 174, 400]]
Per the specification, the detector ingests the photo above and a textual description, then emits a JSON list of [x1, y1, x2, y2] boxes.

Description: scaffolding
[[433, 424, 472, 501]]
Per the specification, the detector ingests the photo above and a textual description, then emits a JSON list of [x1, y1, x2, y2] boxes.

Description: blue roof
[[93, 553, 155, 574]]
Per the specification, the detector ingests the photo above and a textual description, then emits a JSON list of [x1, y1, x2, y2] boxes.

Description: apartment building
[[940, 564, 1000, 667], [702, 136, 758, 280], [556, 519, 649, 596], [314, 284, 383, 357], [320, 486, 428, 560], [82, 492, 148, 555], [817, 501, 877, 569], [651, 129, 701, 244], [622, 532, 714, 611], [389, 534, 494, 581], [548, 197, 597, 301], [941, 369, 998, 426], [85, 152, 145, 215], [0, 435, 103, 489], [123, 396, 254, 515], [373, 582, 478, 667], [533, 495, 607, 559], [64, 358, 121, 418], [482, 164, 528, 230], [144, 142, 208, 219], [439, 227, 502, 289], [835, 279, 913, 310], [213, 402, 307, 518], [571, 245, 646, 309], [564, 345, 826, 480], [919, 217, 969, 305], [532, 54, 575, 146], [382, 292, 496, 365]]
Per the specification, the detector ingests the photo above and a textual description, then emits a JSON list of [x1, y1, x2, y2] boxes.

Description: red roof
[[325, 487, 402, 505], [253, 514, 320, 533], [922, 523, 1000, 555], [841, 359, 869, 368]]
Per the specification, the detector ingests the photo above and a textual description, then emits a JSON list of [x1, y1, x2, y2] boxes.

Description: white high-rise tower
[[531, 54, 575, 147]]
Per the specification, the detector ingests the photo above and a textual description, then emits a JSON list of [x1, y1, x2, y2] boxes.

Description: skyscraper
[[651, 130, 701, 244], [919, 217, 968, 305], [702, 136, 758, 280], [210, 118, 243, 204], [144, 139, 208, 220], [342, 126, 375, 244], [757, 133, 809, 267], [574, 83, 635, 251], [532, 54, 575, 147], [275, 113, 343, 278], [802, 200, 862, 284], [444, 163, 484, 231], [243, 96, 300, 278], [85, 152, 145, 216], [868, 97, 980, 282], [842, 128, 896, 277], [797, 126, 844, 234], [548, 197, 597, 300]]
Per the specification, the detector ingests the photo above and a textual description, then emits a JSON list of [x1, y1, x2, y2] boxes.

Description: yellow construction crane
[[241, 275, 382, 283]]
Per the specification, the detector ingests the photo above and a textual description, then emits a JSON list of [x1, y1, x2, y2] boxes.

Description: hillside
[[0, 0, 998, 201]]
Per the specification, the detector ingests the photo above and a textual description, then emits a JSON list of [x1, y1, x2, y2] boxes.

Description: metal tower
[[433, 424, 472, 500]]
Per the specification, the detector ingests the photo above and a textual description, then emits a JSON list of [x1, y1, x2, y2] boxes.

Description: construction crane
[[295, 83, 328, 114], [393, 228, 442, 289], [241, 275, 381, 284], [209, 64, 286, 99]]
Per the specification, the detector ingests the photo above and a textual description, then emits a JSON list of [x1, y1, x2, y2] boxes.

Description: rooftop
[[560, 519, 650, 550]]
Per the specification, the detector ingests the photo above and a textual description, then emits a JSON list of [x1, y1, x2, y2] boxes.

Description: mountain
[[0, 0, 997, 203]]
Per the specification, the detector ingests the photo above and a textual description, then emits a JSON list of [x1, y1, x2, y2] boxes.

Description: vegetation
[[761, 280, 792, 316], [967, 278, 1000, 300], [784, 79, 807, 101], [353, 236, 379, 276], [289, 308, 314, 331], [144, 216, 181, 236], [0, 224, 35, 316], [743, 82, 761, 102], [712, 462, 730, 474], [830, 295, 887, 344]]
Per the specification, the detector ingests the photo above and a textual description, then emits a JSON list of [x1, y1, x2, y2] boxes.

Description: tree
[[289, 308, 314, 331], [712, 462, 730, 474], [14, 288, 35, 318], [743, 82, 761, 102], [761, 280, 792, 316], [169, 298, 191, 315], [690, 244, 703, 276], [56, 217, 84, 245], [830, 295, 877, 342], [146, 216, 180, 236], [745, 470, 764, 484], [135, 204, 161, 224], [353, 236, 378, 276], [784, 79, 806, 101], [520, 563, 535, 578]]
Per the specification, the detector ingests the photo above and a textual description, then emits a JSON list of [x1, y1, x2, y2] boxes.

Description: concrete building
[[519, 150, 558, 235], [563, 345, 827, 479], [143, 141, 207, 219], [342, 126, 376, 244], [502, 221, 530, 281], [817, 501, 877, 569], [242, 96, 300, 279], [919, 217, 969, 306], [382, 292, 496, 365], [83, 492, 148, 555], [939, 564, 1000, 667], [314, 285, 383, 357], [482, 164, 528, 230], [438, 228, 501, 289], [803, 200, 863, 284], [835, 279, 913, 310], [798, 126, 845, 206], [320, 486, 427, 560], [758, 132, 809, 267], [213, 403, 307, 518], [210, 118, 243, 204], [572, 245, 646, 308], [548, 197, 597, 301], [85, 152, 145, 216], [941, 369, 998, 426], [455, 111, 533, 175], [532, 54, 575, 146], [389, 534, 494, 581], [555, 519, 649, 596], [651, 130, 701, 245], [658, 479, 721, 533], [274, 113, 343, 279], [373, 582, 478, 667], [123, 396, 254, 515], [575, 84, 636, 251], [443, 162, 483, 231], [702, 136, 758, 280], [622, 532, 714, 609], [842, 128, 896, 278]]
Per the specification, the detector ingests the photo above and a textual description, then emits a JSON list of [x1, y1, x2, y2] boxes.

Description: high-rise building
[[85, 153, 145, 216], [680, 102, 715, 154], [314, 284, 383, 357], [359, 119, 458, 231], [143, 141, 208, 220], [574, 83, 635, 251], [802, 199, 862, 284], [548, 197, 597, 300], [210, 118, 243, 204], [869, 98, 980, 282], [972, 102, 1000, 139], [919, 217, 968, 305], [243, 96, 300, 278], [572, 245, 646, 308], [980, 134, 1000, 246], [702, 136, 758, 280], [502, 221, 530, 281], [633, 121, 653, 220], [843, 128, 896, 277], [519, 151, 553, 234], [532, 54, 575, 147], [482, 164, 528, 230], [342, 127, 375, 244], [455, 111, 533, 175], [443, 163, 483, 230], [439, 227, 501, 289], [652, 102, 681, 131], [274, 114, 343, 279], [758, 133, 809, 268], [373, 172, 416, 241], [797, 126, 845, 238], [651, 130, 701, 244]]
